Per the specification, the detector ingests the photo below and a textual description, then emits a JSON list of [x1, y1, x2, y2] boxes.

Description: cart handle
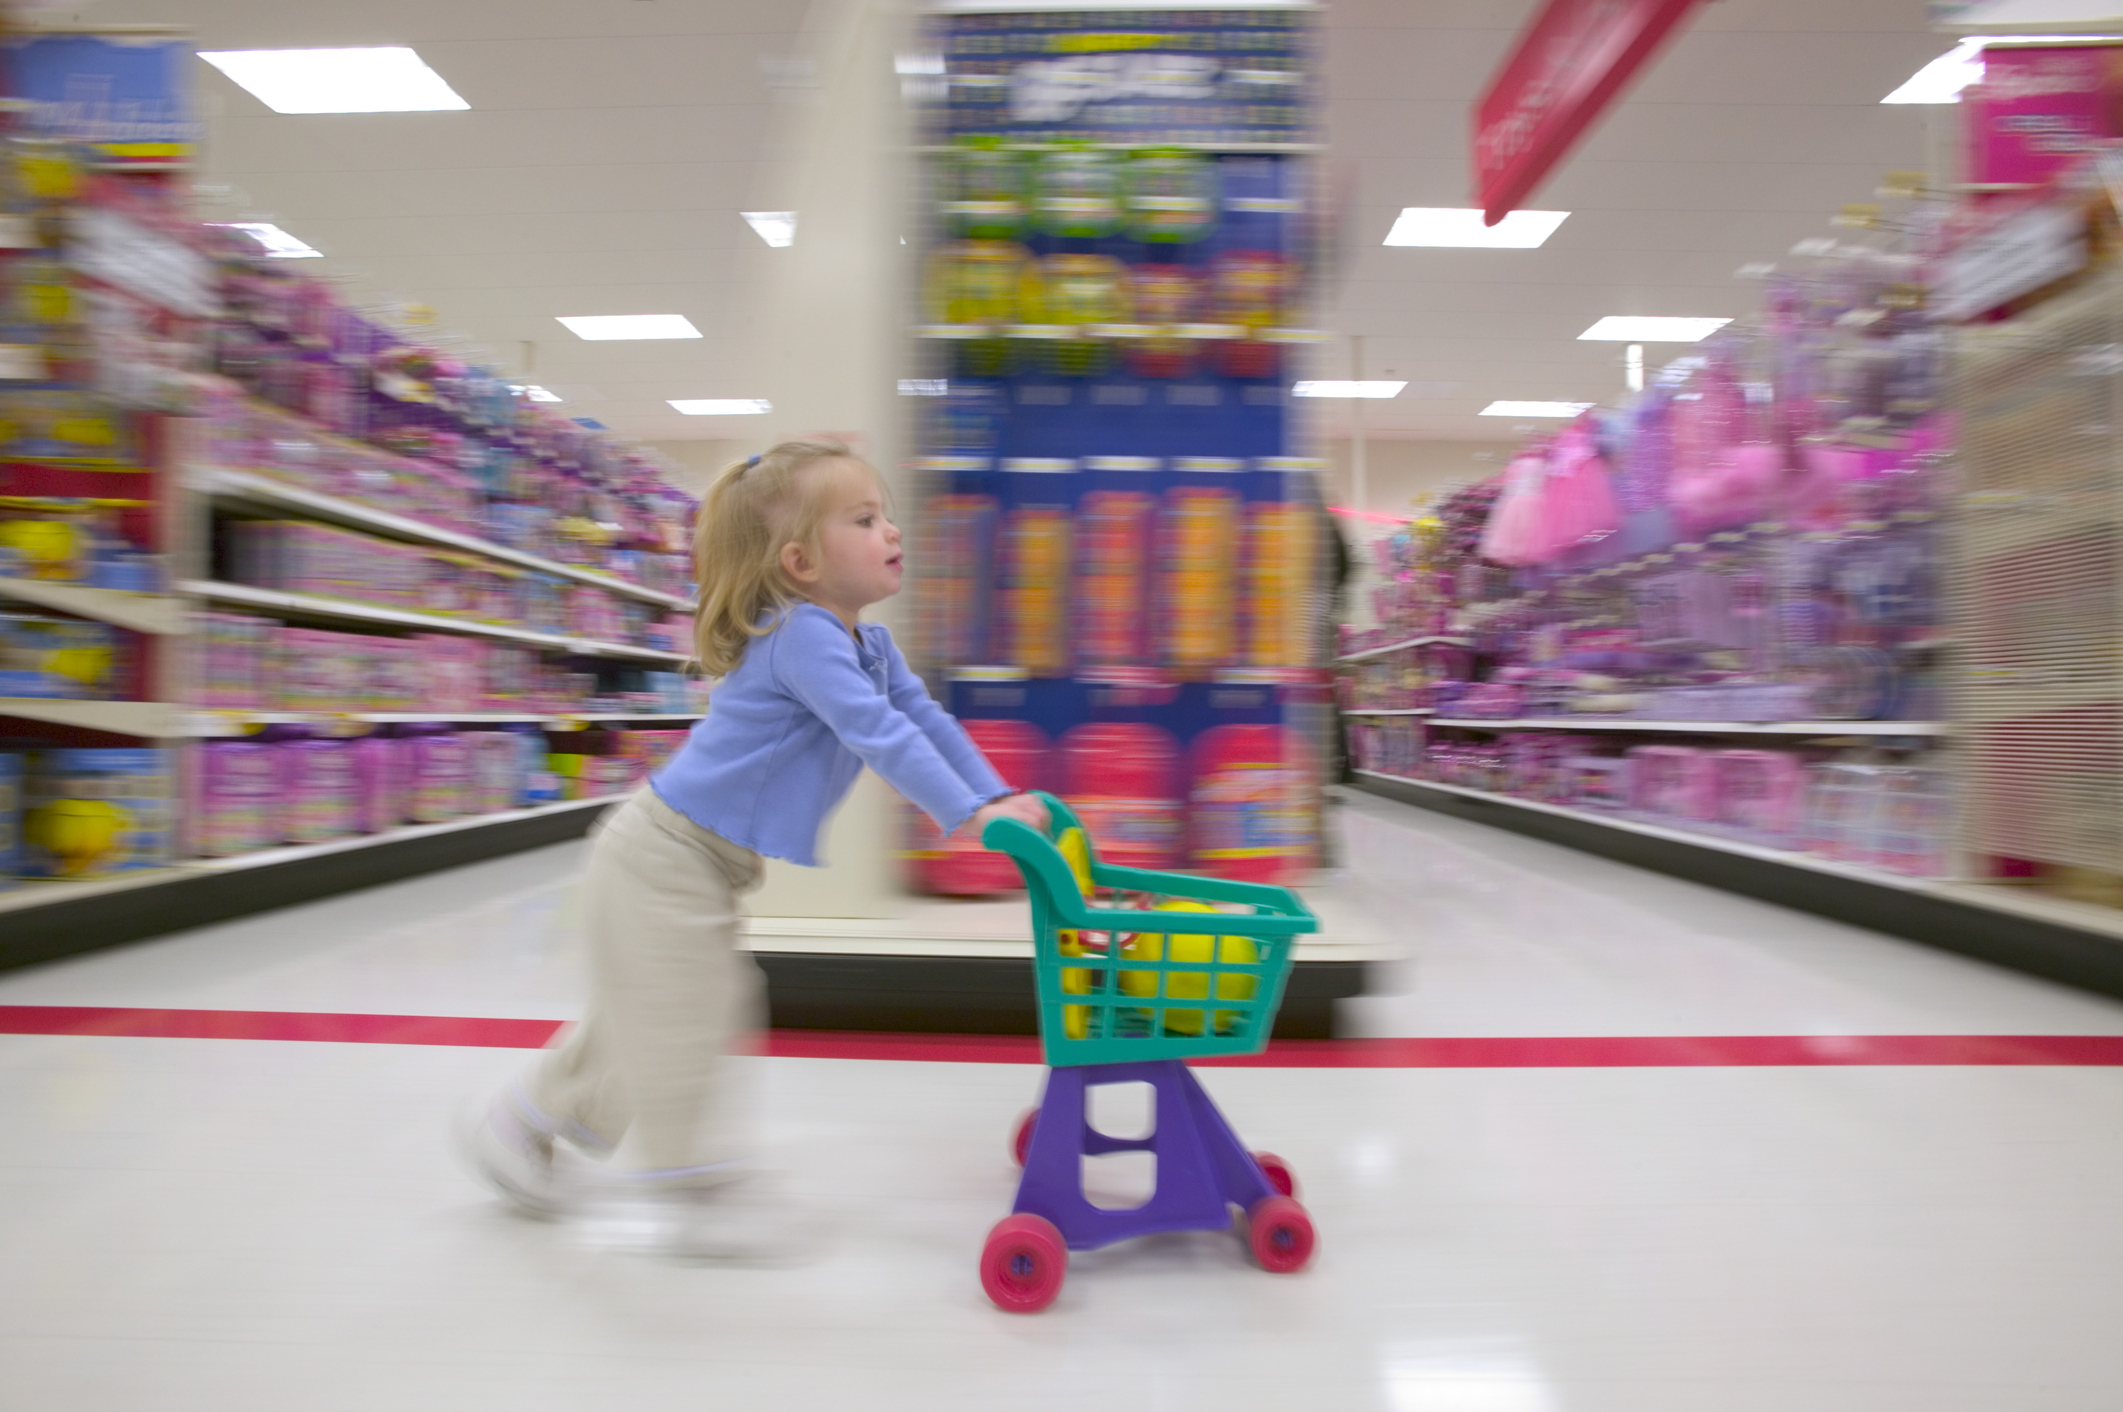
[[981, 791, 1318, 934]]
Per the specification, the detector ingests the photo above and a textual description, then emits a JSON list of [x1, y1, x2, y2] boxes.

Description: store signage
[[934, 7, 1309, 147], [1, 32, 200, 171], [1473, 0, 1707, 223]]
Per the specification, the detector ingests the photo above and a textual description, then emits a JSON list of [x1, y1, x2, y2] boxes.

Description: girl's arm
[[876, 630, 1011, 801], [768, 612, 1006, 834]]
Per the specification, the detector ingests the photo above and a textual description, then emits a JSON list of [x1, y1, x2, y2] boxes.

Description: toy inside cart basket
[[982, 792, 1316, 1067]]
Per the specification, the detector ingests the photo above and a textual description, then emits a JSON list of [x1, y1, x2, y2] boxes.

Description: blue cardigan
[[651, 603, 1010, 866]]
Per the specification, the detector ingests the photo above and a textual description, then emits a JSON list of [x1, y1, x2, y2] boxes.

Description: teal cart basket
[[976, 792, 1321, 1312]]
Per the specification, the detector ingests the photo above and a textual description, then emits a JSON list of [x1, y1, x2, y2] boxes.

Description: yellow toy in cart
[[1056, 826, 1097, 1040], [1118, 899, 1259, 1035]]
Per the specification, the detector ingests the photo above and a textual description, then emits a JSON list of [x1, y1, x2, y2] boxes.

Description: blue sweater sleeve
[[877, 628, 1012, 804], [767, 611, 992, 834]]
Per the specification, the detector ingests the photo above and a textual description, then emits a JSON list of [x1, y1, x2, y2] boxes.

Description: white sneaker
[[456, 1092, 583, 1220]]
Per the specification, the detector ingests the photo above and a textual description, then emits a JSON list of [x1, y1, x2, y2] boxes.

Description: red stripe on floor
[[4, 1006, 2123, 1067], [0, 1005, 564, 1049]]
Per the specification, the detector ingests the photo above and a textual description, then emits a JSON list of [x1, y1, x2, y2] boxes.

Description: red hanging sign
[[1473, 0, 1707, 224]]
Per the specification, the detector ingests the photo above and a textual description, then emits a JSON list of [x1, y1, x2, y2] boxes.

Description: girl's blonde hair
[[691, 439, 868, 675]]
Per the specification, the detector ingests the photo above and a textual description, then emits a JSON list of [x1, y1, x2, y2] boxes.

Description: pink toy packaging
[[1568, 755, 1633, 812], [1711, 749, 1805, 844], [1628, 745, 1716, 820], [407, 723, 471, 823], [467, 730, 523, 814], [191, 738, 280, 856], [273, 627, 360, 710], [1059, 722, 1184, 873], [194, 613, 271, 709], [1188, 723, 1314, 885], [1964, 42, 2123, 188], [353, 732, 405, 833], [278, 729, 360, 843], [414, 635, 485, 713]]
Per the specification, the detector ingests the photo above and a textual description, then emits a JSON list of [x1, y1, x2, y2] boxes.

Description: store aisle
[[5, 794, 2123, 1410]]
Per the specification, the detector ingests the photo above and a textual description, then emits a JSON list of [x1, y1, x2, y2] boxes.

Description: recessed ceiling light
[[1293, 380, 1406, 398], [1579, 316, 1730, 342], [207, 221, 320, 258], [1383, 208, 1569, 248], [196, 47, 470, 115], [742, 211, 797, 248], [557, 315, 702, 341], [1480, 400, 1593, 418], [509, 383, 562, 403], [669, 399, 771, 415]]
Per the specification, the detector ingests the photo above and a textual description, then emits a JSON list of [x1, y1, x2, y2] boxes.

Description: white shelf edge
[[193, 795, 626, 873], [0, 698, 179, 735], [181, 580, 690, 665], [202, 468, 693, 611], [0, 796, 626, 914], [1354, 770, 1944, 893], [1333, 636, 1470, 663], [183, 709, 703, 734], [1341, 708, 1434, 716], [0, 577, 186, 635], [1422, 717, 1950, 737]]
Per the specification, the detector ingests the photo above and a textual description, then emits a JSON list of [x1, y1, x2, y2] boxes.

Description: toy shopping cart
[[976, 791, 1320, 1312]]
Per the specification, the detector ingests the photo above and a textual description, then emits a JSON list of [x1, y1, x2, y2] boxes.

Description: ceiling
[[58, 0, 1954, 443]]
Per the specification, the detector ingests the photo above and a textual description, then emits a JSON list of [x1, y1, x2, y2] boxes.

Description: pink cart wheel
[[1246, 1195, 1316, 1274], [1010, 1107, 1039, 1169], [981, 1213, 1067, 1313], [1252, 1150, 1298, 1198]]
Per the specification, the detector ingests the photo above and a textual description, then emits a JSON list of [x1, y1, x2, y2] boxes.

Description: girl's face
[[783, 458, 902, 626]]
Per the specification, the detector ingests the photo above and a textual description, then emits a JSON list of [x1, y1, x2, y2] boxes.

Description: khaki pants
[[525, 789, 766, 1184]]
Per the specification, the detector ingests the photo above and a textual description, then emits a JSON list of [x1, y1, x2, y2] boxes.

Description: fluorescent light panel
[[669, 399, 771, 416], [1293, 380, 1406, 399], [742, 211, 797, 248], [197, 47, 469, 114], [1383, 207, 1569, 248], [209, 221, 320, 258], [1579, 316, 1730, 342], [1481, 401, 1592, 418], [557, 314, 702, 341]]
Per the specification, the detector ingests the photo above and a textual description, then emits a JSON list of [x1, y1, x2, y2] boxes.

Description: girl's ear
[[780, 539, 817, 585]]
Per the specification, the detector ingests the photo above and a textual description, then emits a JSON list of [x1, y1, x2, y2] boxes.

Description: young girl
[[466, 439, 1047, 1257]]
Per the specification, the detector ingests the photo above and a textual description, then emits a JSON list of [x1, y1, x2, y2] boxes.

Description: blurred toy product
[[1000, 503, 1071, 676], [1122, 151, 1218, 243], [1124, 264, 1203, 378], [277, 726, 361, 844], [1075, 486, 1155, 669], [406, 723, 471, 823], [944, 147, 1028, 239], [1161, 484, 1239, 674], [1189, 723, 1314, 884], [0, 751, 20, 884], [0, 611, 116, 698], [1032, 149, 1120, 238], [191, 738, 279, 857], [1061, 722, 1183, 872], [907, 717, 1049, 895], [920, 493, 998, 666], [22, 747, 172, 878], [1243, 501, 1315, 668]]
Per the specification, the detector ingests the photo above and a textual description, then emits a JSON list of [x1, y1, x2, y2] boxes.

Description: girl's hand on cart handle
[[973, 792, 1051, 837]]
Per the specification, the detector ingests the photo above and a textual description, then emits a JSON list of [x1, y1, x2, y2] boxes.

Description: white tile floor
[[5, 790, 2123, 1409]]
